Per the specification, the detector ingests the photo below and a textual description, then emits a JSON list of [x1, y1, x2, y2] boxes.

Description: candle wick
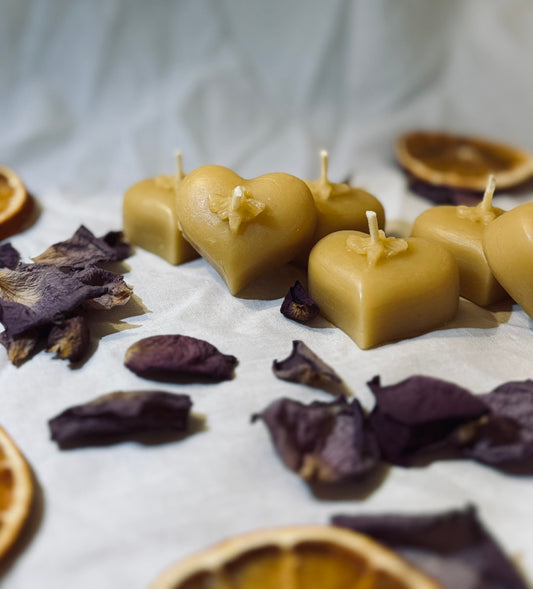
[[480, 174, 496, 212], [320, 149, 329, 186], [366, 210, 380, 243], [232, 186, 244, 210], [175, 149, 184, 180]]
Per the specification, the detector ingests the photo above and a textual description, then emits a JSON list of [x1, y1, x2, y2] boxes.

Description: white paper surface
[[1, 1, 533, 587]]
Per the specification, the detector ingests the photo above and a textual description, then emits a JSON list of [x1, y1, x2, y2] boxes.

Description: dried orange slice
[[150, 525, 440, 589], [0, 165, 34, 240], [0, 426, 33, 559], [396, 131, 533, 191]]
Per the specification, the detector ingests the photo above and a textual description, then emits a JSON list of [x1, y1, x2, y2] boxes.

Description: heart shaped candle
[[411, 175, 507, 306], [123, 152, 198, 265], [483, 201, 533, 319], [175, 165, 317, 294], [306, 151, 385, 239], [308, 212, 459, 349]]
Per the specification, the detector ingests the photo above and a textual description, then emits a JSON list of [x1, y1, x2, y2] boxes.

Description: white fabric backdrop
[[4, 0, 533, 193], [1, 1, 533, 587]]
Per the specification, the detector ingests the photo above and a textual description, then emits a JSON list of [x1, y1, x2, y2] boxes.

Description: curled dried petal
[[252, 396, 380, 482], [0, 226, 134, 366], [458, 380, 533, 466], [0, 329, 41, 367], [332, 505, 529, 589], [0, 243, 20, 269], [32, 225, 131, 268], [272, 340, 343, 394], [407, 176, 482, 206], [367, 375, 489, 465], [124, 334, 237, 382], [0, 264, 107, 336], [46, 316, 90, 363], [101, 230, 133, 261], [72, 266, 133, 309], [280, 281, 319, 323], [49, 390, 192, 448]]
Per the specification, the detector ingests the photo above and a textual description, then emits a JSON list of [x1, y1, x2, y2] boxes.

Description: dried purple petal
[[272, 340, 343, 394], [0, 243, 20, 269], [367, 375, 489, 465], [0, 328, 41, 367], [101, 230, 133, 261], [0, 226, 134, 366], [456, 380, 533, 466], [406, 175, 483, 206], [280, 280, 319, 323], [252, 397, 380, 482], [0, 263, 107, 336], [124, 335, 237, 382], [332, 505, 529, 589], [32, 225, 131, 268], [49, 390, 192, 448], [46, 316, 90, 363], [71, 266, 133, 309]]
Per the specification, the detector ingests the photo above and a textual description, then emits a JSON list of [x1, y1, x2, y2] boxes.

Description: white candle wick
[[366, 210, 380, 243], [320, 149, 329, 185], [481, 174, 496, 212], [175, 150, 184, 180], [232, 186, 244, 210]]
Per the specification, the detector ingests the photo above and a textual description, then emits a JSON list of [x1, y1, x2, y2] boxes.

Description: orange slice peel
[[0, 426, 33, 559], [0, 165, 35, 240], [150, 524, 440, 589], [395, 131, 533, 192]]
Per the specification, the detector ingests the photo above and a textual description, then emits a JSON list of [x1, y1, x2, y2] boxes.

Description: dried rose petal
[[46, 316, 90, 363], [0, 263, 107, 336], [280, 280, 319, 323], [272, 340, 344, 394], [407, 175, 483, 206], [72, 266, 133, 309], [456, 380, 533, 466], [124, 335, 237, 382], [332, 505, 529, 589], [32, 225, 131, 268], [49, 390, 192, 447], [0, 329, 41, 367], [367, 375, 489, 465], [252, 397, 380, 482], [0, 227, 134, 366], [101, 230, 133, 261], [0, 243, 20, 269]]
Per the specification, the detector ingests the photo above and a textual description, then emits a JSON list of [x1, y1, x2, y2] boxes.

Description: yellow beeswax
[[411, 175, 506, 306], [483, 201, 533, 319], [175, 165, 317, 295], [308, 213, 459, 349], [302, 151, 385, 254], [122, 153, 198, 265]]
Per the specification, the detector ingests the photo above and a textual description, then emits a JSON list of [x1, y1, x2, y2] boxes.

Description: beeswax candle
[[308, 212, 459, 349], [123, 152, 198, 265], [483, 201, 533, 319], [411, 175, 506, 306], [175, 165, 317, 295]]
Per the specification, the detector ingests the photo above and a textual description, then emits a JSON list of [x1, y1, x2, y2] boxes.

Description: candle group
[[123, 153, 532, 350]]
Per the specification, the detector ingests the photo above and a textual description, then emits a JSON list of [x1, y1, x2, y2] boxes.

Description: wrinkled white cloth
[[1, 1, 533, 587]]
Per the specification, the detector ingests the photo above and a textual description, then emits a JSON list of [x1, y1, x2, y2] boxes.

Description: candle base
[[308, 231, 460, 349]]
